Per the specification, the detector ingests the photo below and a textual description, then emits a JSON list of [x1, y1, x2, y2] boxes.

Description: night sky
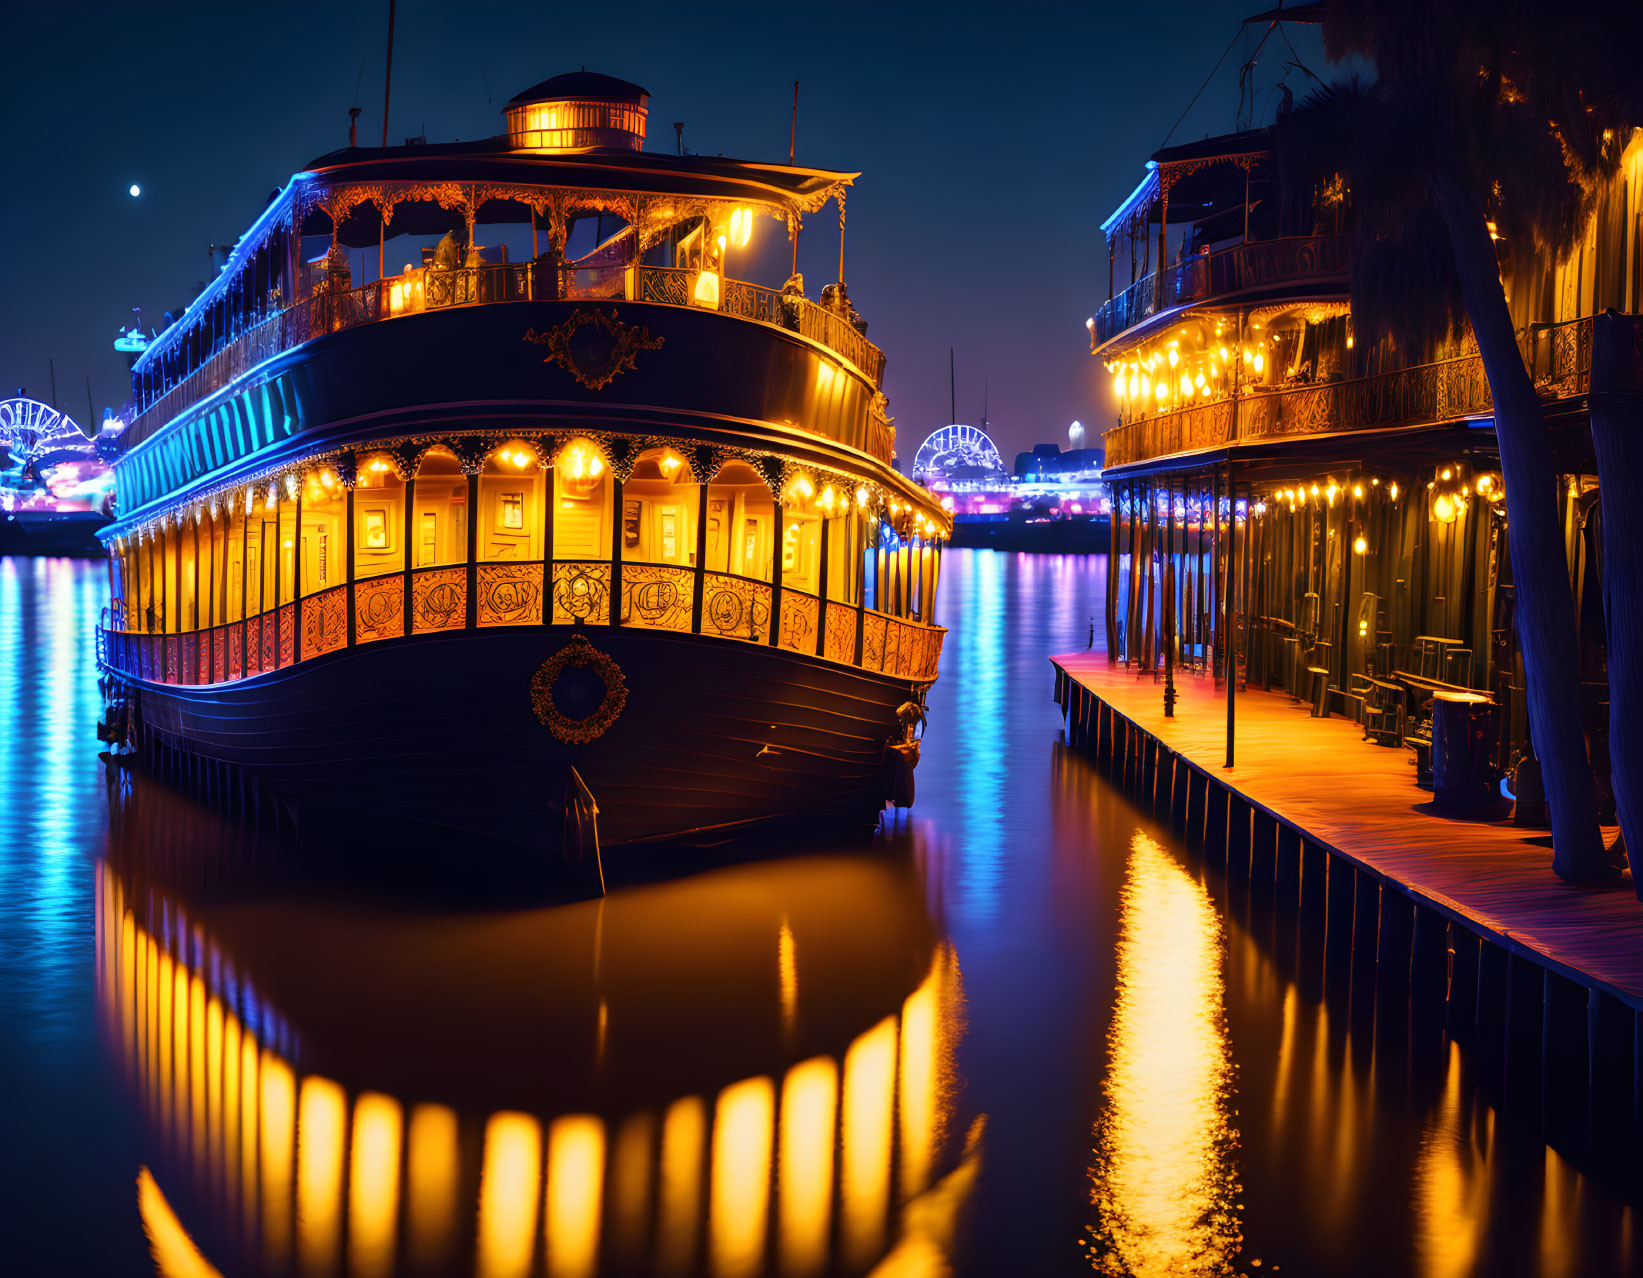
[[1, 2, 1329, 462]]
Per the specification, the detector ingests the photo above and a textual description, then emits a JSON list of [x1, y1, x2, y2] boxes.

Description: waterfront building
[[1090, 124, 1643, 818], [92, 71, 952, 874]]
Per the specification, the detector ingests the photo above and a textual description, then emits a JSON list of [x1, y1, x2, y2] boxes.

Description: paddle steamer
[[97, 71, 949, 872]]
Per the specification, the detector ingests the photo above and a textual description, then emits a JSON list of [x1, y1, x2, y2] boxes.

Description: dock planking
[[1051, 651, 1642, 1009]]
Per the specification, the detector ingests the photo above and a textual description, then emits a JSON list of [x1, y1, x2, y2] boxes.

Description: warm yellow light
[[545, 1115, 606, 1278], [1434, 494, 1457, 523], [692, 270, 721, 308], [819, 485, 837, 512], [1345, 334, 1355, 349], [1354, 536, 1367, 554], [1218, 345, 1229, 361], [319, 469, 336, 489], [1086, 317, 1096, 330], [856, 486, 869, 508], [710, 1076, 774, 1278], [476, 1112, 542, 1278], [1252, 353, 1265, 373], [1167, 348, 1180, 368], [1113, 370, 1125, 397], [1154, 382, 1167, 403], [1352, 484, 1363, 498], [1194, 373, 1206, 390], [659, 452, 683, 478], [778, 1057, 838, 1276], [1310, 484, 1320, 497], [1179, 373, 1191, 396], [1130, 373, 1141, 398], [1476, 475, 1492, 493], [368, 460, 389, 474], [1326, 481, 1339, 501], [1389, 482, 1399, 500], [1441, 467, 1453, 481]]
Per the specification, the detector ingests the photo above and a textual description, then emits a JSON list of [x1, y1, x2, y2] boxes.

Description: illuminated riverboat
[[95, 71, 951, 873]]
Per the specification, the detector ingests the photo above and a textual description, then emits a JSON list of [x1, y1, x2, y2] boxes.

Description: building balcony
[[1102, 316, 1594, 472], [1091, 235, 1352, 352]]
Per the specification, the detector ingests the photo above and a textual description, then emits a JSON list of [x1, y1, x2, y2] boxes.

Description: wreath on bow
[[529, 633, 628, 745]]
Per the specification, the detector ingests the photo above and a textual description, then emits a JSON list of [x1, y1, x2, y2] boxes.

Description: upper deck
[[1090, 131, 1350, 358], [117, 73, 895, 518]]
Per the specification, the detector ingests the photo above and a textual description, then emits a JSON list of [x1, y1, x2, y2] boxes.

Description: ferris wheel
[[912, 423, 1006, 485]]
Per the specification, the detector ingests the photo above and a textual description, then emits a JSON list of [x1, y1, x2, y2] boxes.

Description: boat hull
[[123, 624, 917, 853]]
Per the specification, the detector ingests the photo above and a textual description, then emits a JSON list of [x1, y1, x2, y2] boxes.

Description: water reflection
[[1087, 832, 1239, 1276], [94, 774, 975, 1277]]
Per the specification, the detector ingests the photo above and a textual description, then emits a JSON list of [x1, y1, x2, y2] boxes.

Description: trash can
[[1430, 690, 1498, 813]]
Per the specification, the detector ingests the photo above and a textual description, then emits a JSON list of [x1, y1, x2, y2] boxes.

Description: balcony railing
[[1092, 235, 1353, 348], [126, 261, 887, 449], [1102, 315, 1595, 470], [99, 562, 944, 690]]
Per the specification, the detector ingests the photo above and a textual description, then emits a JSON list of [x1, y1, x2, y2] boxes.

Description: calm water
[[2, 551, 1641, 1278]]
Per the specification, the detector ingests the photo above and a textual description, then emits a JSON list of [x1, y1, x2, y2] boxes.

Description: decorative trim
[[529, 633, 628, 745], [524, 307, 665, 391]]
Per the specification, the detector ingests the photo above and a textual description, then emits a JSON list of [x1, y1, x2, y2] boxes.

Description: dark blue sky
[[0, 1, 1329, 460]]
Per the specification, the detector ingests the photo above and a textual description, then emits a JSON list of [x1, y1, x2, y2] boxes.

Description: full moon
[[128, 184, 141, 198]]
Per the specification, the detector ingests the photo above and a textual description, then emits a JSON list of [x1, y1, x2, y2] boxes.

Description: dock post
[[1325, 856, 1356, 977], [1375, 887, 1415, 997], [1541, 969, 1587, 1138], [1226, 796, 1252, 883], [1270, 819, 1298, 908], [1503, 952, 1544, 1107], [1203, 784, 1228, 863]]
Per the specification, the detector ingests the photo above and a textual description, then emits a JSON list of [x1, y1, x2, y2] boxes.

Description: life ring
[[529, 634, 628, 745]]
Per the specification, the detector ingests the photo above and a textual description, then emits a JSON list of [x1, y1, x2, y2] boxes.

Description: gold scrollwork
[[524, 307, 664, 391], [529, 634, 628, 746], [478, 565, 544, 627]]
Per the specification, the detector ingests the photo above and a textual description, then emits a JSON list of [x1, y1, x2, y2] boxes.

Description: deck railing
[[1092, 235, 1353, 347], [125, 260, 887, 451], [1102, 315, 1595, 470], [98, 561, 944, 690]]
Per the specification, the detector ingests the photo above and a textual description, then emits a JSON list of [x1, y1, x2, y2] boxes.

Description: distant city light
[[129, 184, 142, 198]]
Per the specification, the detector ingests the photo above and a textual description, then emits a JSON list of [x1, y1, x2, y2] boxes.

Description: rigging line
[[1160, 25, 1246, 150], [1276, 23, 1325, 86], [352, 56, 366, 107]]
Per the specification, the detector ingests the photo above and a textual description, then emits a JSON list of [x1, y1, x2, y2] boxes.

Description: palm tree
[[1278, 0, 1642, 884]]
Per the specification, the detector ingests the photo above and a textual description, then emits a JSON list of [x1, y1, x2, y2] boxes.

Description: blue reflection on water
[[0, 557, 106, 1040]]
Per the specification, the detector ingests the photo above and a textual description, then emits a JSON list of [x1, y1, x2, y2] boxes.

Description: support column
[[465, 470, 480, 629], [543, 458, 555, 624], [610, 475, 624, 627], [692, 478, 709, 635], [769, 500, 784, 646], [1226, 466, 1238, 768], [345, 484, 357, 648], [816, 516, 831, 657], [293, 486, 302, 663]]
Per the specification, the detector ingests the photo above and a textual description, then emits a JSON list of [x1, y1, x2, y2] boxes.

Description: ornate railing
[[98, 559, 943, 688], [126, 261, 887, 449], [1103, 316, 1593, 470], [1092, 235, 1353, 348]]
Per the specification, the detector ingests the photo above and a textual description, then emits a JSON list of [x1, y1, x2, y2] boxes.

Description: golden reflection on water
[[1088, 832, 1240, 1276], [136, 1165, 224, 1278], [346, 1092, 401, 1278], [1413, 1042, 1492, 1278], [97, 859, 973, 1278]]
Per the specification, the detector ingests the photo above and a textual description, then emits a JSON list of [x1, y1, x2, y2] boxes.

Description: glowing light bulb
[[1476, 475, 1492, 493], [1352, 484, 1363, 498], [1179, 373, 1191, 396], [856, 486, 870, 508], [1253, 352, 1265, 373], [1354, 536, 1367, 554], [1441, 467, 1452, 481], [1168, 348, 1180, 368], [1434, 493, 1456, 522]]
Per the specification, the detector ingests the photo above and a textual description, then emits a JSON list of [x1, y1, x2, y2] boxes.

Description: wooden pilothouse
[[96, 71, 951, 885]]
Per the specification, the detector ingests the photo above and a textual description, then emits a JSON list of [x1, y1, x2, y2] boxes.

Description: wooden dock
[[1053, 650, 1642, 1130]]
